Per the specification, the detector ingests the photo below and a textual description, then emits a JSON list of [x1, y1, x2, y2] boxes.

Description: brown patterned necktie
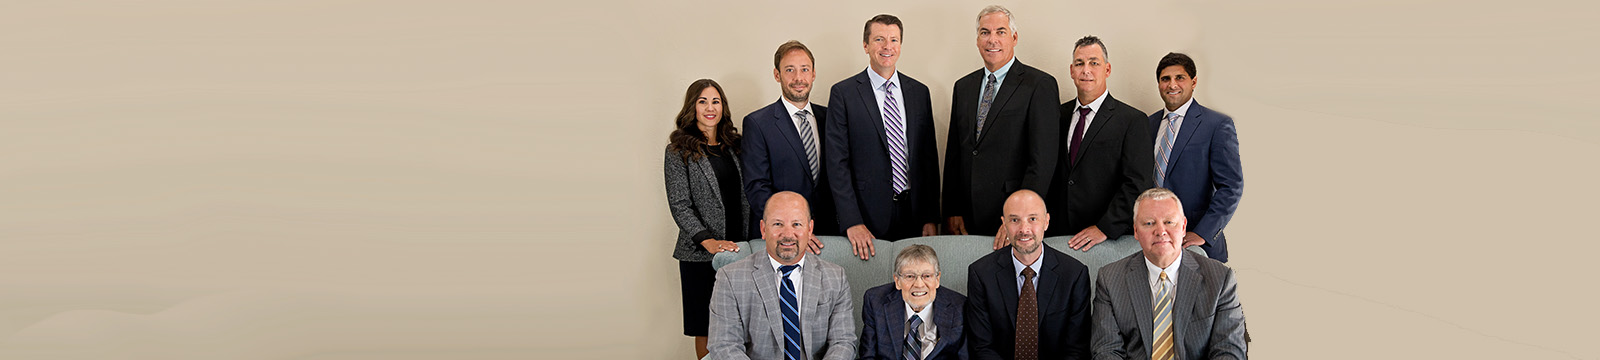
[[1016, 267, 1038, 360]]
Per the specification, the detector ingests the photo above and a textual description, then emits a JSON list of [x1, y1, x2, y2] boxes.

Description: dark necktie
[[1016, 267, 1038, 360], [976, 74, 998, 138], [1068, 106, 1090, 166], [780, 264, 802, 360], [904, 314, 923, 360]]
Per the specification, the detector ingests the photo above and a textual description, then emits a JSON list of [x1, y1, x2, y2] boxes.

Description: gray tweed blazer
[[665, 145, 750, 262]]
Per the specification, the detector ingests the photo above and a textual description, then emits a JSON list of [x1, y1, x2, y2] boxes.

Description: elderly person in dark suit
[[1091, 188, 1247, 359], [664, 78, 749, 359], [859, 244, 967, 359]]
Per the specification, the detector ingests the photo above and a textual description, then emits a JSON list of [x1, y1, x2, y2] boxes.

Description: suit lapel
[[997, 250, 1021, 323], [802, 260, 825, 354], [1123, 256, 1155, 356], [695, 157, 722, 208], [752, 257, 787, 350], [930, 291, 961, 357], [770, 101, 812, 186], [1174, 252, 1204, 358], [884, 291, 906, 358], [1072, 94, 1117, 172], [1165, 102, 1206, 172], [976, 62, 1025, 145], [1036, 249, 1061, 314]]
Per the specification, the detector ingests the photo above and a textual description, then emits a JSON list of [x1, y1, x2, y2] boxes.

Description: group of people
[[665, 5, 1244, 359]]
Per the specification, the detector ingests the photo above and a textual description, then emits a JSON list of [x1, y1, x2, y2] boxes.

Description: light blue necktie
[[1154, 112, 1181, 187], [780, 264, 803, 360]]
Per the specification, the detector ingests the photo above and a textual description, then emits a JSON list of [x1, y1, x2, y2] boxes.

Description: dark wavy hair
[[668, 79, 740, 161]]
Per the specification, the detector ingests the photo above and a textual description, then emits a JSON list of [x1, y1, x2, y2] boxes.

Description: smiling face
[[1069, 44, 1111, 100], [1002, 190, 1049, 261], [694, 86, 723, 131], [894, 260, 940, 311], [863, 22, 902, 75], [1157, 64, 1197, 111], [761, 192, 813, 265], [774, 49, 815, 105], [1133, 196, 1187, 268], [975, 12, 1016, 71]]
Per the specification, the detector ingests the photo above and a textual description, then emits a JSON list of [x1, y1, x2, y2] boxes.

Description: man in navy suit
[[858, 244, 967, 359], [826, 14, 940, 260], [744, 40, 839, 252], [1147, 52, 1243, 262], [965, 190, 1091, 360]]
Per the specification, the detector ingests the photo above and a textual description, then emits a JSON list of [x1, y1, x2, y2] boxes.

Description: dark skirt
[[679, 260, 716, 337]]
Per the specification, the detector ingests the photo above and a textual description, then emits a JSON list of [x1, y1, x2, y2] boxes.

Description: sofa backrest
[[711, 235, 1205, 330]]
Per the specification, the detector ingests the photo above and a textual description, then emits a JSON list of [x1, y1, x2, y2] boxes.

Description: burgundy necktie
[[1068, 106, 1090, 166], [1016, 267, 1038, 360]]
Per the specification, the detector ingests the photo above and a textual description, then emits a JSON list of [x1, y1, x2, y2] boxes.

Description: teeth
[[912, 291, 927, 296]]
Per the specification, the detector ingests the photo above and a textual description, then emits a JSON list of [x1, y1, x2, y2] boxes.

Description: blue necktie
[[780, 264, 802, 360], [882, 81, 908, 194], [1154, 112, 1180, 187], [904, 314, 924, 360]]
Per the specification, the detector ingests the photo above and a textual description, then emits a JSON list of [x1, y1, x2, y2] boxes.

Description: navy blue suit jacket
[[742, 100, 839, 236], [858, 284, 967, 360], [964, 245, 1092, 360], [825, 70, 940, 236], [1148, 101, 1243, 262]]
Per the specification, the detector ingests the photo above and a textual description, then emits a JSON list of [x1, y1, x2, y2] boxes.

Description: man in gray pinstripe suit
[[709, 191, 856, 360], [1091, 188, 1247, 359]]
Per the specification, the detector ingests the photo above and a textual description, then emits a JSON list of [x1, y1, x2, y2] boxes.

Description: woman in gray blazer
[[664, 78, 750, 359]]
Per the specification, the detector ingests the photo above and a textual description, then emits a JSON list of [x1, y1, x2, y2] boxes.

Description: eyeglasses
[[896, 273, 939, 283]]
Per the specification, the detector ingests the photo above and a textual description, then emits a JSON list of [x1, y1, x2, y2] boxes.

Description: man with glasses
[[858, 245, 967, 359]]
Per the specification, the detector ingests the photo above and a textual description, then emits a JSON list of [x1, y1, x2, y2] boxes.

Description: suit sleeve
[[1090, 270, 1128, 360], [823, 268, 859, 360], [942, 82, 970, 220], [1062, 266, 1094, 360], [857, 290, 881, 360], [1096, 109, 1154, 238], [742, 114, 775, 225], [708, 267, 754, 360], [826, 86, 866, 232], [1206, 267, 1248, 359], [964, 266, 1002, 360], [1194, 116, 1243, 243], [665, 149, 710, 240], [1021, 74, 1061, 198]]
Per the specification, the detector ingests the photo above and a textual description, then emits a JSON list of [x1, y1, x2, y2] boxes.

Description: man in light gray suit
[[1091, 188, 1246, 359], [709, 191, 856, 359]]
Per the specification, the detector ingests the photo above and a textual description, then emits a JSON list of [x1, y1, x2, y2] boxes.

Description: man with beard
[[709, 191, 857, 360], [825, 14, 940, 260], [965, 190, 1091, 360], [744, 40, 838, 252]]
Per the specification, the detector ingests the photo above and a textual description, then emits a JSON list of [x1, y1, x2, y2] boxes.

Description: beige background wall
[[2, 0, 1594, 358]]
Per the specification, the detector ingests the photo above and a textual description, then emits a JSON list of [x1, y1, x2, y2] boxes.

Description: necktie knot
[[779, 264, 799, 276], [1021, 267, 1036, 281], [908, 314, 922, 328], [1165, 111, 1180, 122], [1159, 271, 1169, 282], [1078, 106, 1092, 118], [986, 73, 997, 84], [797, 109, 810, 121]]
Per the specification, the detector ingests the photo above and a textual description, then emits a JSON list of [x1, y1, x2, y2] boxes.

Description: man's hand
[[845, 224, 876, 260], [993, 231, 1010, 250], [700, 239, 740, 254], [921, 223, 938, 237], [945, 216, 968, 235], [1067, 225, 1108, 251], [1182, 232, 1206, 248], [805, 234, 824, 255]]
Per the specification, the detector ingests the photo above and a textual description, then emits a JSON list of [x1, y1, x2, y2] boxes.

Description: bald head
[[762, 191, 813, 265], [1001, 189, 1049, 261], [764, 191, 812, 221], [1003, 189, 1047, 214]]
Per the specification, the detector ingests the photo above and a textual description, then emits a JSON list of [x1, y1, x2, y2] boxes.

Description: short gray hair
[[1132, 187, 1184, 218], [893, 244, 941, 276], [976, 5, 1017, 33], [1074, 35, 1109, 63]]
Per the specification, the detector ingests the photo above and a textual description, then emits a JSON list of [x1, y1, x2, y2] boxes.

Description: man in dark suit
[[944, 5, 1060, 239], [966, 190, 1091, 360], [858, 244, 967, 360], [826, 14, 940, 260], [744, 40, 838, 252], [1091, 188, 1247, 359], [1147, 53, 1243, 263], [1046, 36, 1154, 253]]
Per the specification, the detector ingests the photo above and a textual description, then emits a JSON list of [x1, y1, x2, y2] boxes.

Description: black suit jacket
[[964, 245, 1092, 360], [742, 100, 840, 236], [1044, 93, 1153, 238], [825, 70, 940, 237], [944, 60, 1061, 236], [858, 283, 967, 360]]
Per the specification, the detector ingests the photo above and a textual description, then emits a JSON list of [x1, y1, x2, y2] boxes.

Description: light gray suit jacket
[[709, 254, 857, 360], [665, 146, 750, 262], [1091, 251, 1246, 359]]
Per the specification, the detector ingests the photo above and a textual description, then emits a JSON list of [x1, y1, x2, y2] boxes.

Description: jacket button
[[1068, 180, 1075, 185], [971, 150, 979, 156]]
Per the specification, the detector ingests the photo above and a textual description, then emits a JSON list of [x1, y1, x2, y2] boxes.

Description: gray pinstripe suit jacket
[[708, 254, 857, 360], [1091, 251, 1247, 359], [665, 146, 750, 262]]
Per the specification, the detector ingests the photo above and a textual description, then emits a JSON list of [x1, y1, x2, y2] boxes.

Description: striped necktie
[[1153, 112, 1181, 187], [882, 81, 908, 194], [1152, 272, 1175, 360], [796, 110, 819, 182], [780, 264, 803, 360], [904, 314, 923, 360]]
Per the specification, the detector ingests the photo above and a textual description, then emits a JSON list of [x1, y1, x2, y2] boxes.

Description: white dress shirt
[[867, 69, 907, 149], [1144, 255, 1181, 304], [1066, 90, 1111, 139], [904, 300, 938, 359], [1155, 98, 1195, 151], [769, 255, 807, 303], [1011, 253, 1043, 295]]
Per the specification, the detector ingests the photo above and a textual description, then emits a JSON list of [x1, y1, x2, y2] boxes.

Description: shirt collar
[[867, 67, 901, 92], [1074, 89, 1110, 113], [1143, 253, 1181, 288], [780, 97, 813, 118], [904, 298, 935, 322], [769, 253, 807, 273], [1011, 251, 1043, 279], [983, 56, 1017, 82], [1164, 97, 1195, 119]]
